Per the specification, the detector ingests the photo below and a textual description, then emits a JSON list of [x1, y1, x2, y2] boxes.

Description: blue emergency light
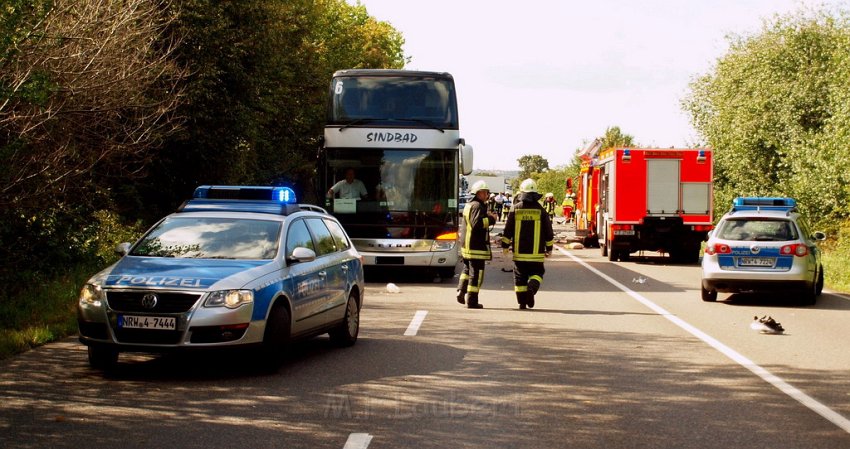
[[731, 197, 797, 212], [181, 185, 302, 215]]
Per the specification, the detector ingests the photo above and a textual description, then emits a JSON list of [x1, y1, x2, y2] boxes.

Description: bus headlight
[[205, 290, 254, 309], [432, 232, 458, 251], [431, 240, 456, 251]]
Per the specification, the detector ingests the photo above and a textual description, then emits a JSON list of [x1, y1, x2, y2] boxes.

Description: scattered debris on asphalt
[[386, 283, 401, 293], [750, 315, 784, 334]]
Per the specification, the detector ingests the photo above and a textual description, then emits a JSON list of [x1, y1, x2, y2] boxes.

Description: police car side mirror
[[288, 247, 317, 264], [115, 242, 132, 256], [812, 231, 826, 241]]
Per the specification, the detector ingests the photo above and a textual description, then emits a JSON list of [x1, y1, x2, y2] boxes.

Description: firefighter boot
[[516, 291, 527, 310], [527, 279, 541, 309], [456, 280, 468, 305], [466, 293, 483, 309]]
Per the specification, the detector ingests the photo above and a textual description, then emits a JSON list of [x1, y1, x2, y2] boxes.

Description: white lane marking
[[557, 246, 850, 435], [404, 310, 428, 336], [343, 433, 373, 449]]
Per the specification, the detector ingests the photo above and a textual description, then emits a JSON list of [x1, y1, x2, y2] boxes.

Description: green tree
[[535, 165, 580, 203], [683, 8, 850, 227], [517, 154, 549, 180], [599, 126, 636, 149]]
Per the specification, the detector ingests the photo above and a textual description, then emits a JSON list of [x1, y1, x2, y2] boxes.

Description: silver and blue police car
[[700, 197, 825, 305], [77, 185, 365, 369]]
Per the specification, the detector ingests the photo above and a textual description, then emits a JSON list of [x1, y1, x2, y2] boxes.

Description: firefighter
[[543, 192, 557, 220], [501, 178, 555, 310], [457, 180, 498, 309], [561, 194, 575, 223]]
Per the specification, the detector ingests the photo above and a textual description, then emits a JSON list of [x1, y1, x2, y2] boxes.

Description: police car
[[77, 186, 365, 369], [700, 197, 825, 305]]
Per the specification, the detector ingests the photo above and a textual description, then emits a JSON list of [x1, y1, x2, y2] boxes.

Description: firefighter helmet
[[519, 178, 538, 193], [545, 192, 554, 198], [470, 180, 490, 193]]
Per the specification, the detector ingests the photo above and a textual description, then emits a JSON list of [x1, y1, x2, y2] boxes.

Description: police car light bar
[[179, 185, 305, 215], [193, 185, 297, 204], [731, 197, 797, 212]]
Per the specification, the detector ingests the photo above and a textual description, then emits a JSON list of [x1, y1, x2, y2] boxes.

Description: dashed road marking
[[404, 310, 428, 336], [558, 246, 850, 435], [343, 433, 373, 449]]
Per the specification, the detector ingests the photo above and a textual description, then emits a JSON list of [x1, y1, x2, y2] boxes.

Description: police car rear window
[[716, 218, 798, 242], [131, 217, 281, 259]]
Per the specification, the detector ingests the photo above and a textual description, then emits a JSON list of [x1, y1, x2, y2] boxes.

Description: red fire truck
[[576, 145, 714, 262]]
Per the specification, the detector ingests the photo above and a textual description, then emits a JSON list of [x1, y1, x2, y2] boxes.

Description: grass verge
[[822, 248, 850, 294], [0, 266, 94, 360]]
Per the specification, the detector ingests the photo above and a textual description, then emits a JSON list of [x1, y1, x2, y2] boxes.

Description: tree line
[[0, 0, 406, 288]]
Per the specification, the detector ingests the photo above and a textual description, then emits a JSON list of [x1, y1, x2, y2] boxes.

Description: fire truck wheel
[[607, 247, 618, 262], [601, 243, 608, 258]]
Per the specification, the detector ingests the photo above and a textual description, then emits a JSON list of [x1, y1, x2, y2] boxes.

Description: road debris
[[750, 315, 784, 334]]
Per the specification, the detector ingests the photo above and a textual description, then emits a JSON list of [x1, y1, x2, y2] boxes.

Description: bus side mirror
[[461, 143, 473, 175]]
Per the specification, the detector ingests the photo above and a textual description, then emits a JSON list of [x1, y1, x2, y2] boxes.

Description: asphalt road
[[2, 223, 850, 449]]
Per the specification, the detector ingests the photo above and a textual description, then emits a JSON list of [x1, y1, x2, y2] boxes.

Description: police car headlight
[[79, 284, 105, 307], [205, 290, 254, 309]]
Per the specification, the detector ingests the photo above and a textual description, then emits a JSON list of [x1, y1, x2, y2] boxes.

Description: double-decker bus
[[320, 69, 473, 277]]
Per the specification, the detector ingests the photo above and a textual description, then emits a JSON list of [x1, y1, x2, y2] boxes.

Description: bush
[[0, 210, 143, 360], [821, 219, 850, 293]]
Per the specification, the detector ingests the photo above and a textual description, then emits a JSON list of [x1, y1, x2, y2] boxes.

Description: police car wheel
[[262, 304, 291, 358], [88, 346, 118, 370], [329, 292, 359, 347], [801, 277, 819, 306], [700, 285, 717, 302]]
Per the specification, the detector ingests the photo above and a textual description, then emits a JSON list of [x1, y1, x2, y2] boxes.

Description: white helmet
[[545, 192, 554, 198], [471, 180, 490, 193], [519, 178, 538, 193]]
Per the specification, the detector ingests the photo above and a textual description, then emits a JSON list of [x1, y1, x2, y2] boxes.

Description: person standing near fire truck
[[501, 179, 554, 310], [457, 180, 498, 309]]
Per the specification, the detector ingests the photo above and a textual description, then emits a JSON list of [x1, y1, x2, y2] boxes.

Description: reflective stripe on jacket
[[461, 198, 492, 260]]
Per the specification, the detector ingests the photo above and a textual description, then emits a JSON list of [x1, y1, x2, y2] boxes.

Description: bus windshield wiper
[[339, 118, 387, 131], [339, 117, 445, 133], [392, 118, 445, 133]]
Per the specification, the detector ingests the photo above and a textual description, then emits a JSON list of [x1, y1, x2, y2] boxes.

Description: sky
[[349, 0, 847, 170]]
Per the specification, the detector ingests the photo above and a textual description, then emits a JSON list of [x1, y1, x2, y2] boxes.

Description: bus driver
[[327, 167, 367, 200]]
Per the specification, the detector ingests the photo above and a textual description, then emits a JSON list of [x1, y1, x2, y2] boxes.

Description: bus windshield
[[328, 75, 458, 129], [324, 148, 458, 239]]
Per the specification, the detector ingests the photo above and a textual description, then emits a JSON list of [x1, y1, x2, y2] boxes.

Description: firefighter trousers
[[457, 258, 486, 304], [513, 261, 545, 304]]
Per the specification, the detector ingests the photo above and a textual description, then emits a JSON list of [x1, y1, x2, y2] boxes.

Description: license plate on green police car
[[118, 314, 176, 330]]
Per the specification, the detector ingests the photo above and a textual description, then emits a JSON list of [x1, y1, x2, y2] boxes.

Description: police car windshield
[[131, 217, 281, 259], [717, 218, 798, 242]]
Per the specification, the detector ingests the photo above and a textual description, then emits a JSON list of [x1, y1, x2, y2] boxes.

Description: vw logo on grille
[[749, 245, 761, 255], [141, 293, 159, 309]]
